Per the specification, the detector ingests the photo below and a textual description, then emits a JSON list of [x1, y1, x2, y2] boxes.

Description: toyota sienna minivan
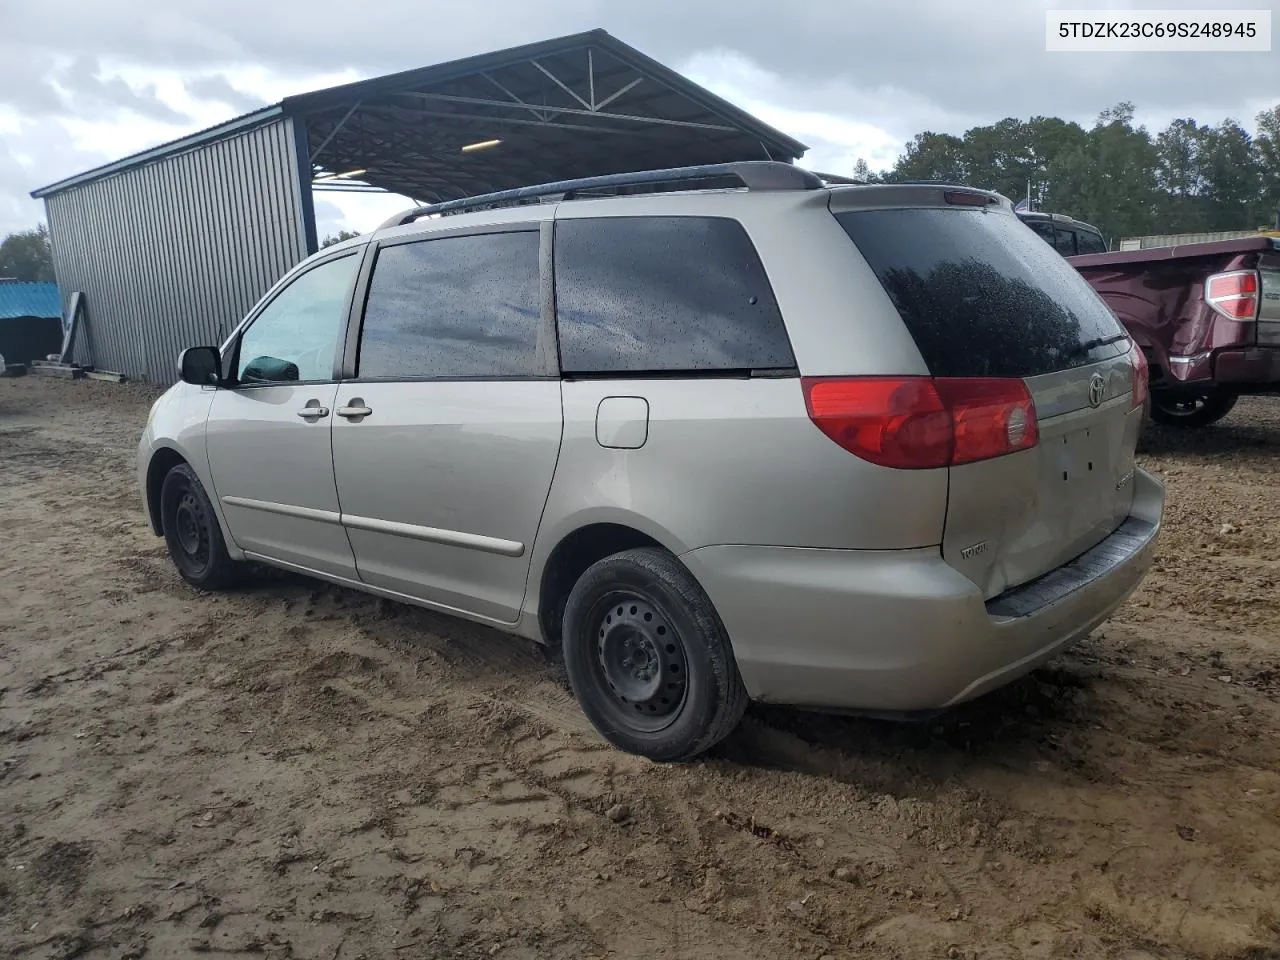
[[138, 162, 1163, 761]]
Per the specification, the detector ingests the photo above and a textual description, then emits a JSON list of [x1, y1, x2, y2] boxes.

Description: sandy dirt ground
[[2, 375, 1279, 960]]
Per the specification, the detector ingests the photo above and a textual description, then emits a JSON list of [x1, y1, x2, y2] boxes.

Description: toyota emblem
[[1088, 373, 1105, 408]]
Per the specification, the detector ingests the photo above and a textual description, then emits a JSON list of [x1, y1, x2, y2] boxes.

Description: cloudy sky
[[1, 0, 1275, 239]]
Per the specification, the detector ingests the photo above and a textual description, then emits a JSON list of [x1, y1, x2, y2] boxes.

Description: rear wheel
[[562, 547, 748, 762], [159, 463, 242, 590], [1149, 388, 1238, 428]]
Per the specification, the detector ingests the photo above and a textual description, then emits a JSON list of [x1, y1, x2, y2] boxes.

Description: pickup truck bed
[[1070, 237, 1280, 427]]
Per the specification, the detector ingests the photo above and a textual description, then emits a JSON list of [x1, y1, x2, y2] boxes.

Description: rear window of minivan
[[836, 208, 1127, 378]]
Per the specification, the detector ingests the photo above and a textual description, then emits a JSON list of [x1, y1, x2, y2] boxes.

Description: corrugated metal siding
[[43, 118, 309, 383]]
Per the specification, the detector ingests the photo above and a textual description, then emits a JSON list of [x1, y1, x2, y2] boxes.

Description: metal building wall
[[43, 117, 311, 384]]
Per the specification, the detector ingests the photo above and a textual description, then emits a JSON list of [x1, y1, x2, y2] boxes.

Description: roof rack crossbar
[[384, 161, 823, 227]]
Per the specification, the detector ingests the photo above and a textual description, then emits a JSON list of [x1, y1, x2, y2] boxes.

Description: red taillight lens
[[1129, 340, 1149, 411], [937, 379, 1039, 464], [1205, 270, 1260, 320], [802, 376, 1039, 469], [802, 378, 952, 468]]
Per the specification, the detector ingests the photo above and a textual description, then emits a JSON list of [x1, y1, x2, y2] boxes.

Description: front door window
[[236, 253, 360, 384]]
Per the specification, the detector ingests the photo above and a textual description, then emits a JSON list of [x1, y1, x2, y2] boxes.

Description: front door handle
[[296, 402, 329, 419], [337, 403, 373, 420]]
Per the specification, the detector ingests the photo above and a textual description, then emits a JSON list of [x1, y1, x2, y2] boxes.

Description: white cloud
[[314, 192, 416, 240], [0, 60, 382, 235], [680, 50, 922, 175], [1, 0, 1274, 237]]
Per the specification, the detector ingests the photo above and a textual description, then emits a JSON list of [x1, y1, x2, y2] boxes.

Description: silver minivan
[[138, 162, 1163, 761]]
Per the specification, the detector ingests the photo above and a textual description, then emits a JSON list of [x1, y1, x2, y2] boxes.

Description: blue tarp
[[0, 282, 61, 322]]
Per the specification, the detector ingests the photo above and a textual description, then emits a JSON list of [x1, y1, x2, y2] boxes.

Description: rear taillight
[[1129, 340, 1149, 411], [802, 376, 1039, 469], [1205, 270, 1260, 320]]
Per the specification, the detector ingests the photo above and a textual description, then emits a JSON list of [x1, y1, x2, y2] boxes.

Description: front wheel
[[562, 547, 748, 762], [1149, 388, 1238, 428], [159, 463, 242, 590]]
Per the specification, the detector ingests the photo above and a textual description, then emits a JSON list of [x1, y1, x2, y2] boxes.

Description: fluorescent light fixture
[[314, 168, 368, 181], [461, 139, 501, 153]]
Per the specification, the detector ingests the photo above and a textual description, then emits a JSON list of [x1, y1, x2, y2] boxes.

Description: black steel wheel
[[1149, 388, 1238, 428], [562, 547, 748, 761], [592, 593, 689, 733], [159, 463, 241, 590]]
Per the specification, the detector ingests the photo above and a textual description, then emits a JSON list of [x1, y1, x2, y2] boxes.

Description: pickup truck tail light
[[1205, 270, 1260, 321], [802, 376, 1039, 469], [1128, 340, 1149, 411]]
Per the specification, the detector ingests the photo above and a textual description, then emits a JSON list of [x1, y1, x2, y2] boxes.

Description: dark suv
[[1018, 211, 1108, 256]]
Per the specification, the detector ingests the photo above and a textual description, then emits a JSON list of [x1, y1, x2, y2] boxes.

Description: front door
[[205, 250, 363, 579], [330, 227, 563, 624]]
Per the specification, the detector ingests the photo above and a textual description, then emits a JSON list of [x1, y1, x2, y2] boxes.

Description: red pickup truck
[[1069, 237, 1280, 427]]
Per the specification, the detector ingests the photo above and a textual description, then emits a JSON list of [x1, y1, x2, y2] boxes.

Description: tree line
[[856, 102, 1280, 243], [0, 225, 54, 282]]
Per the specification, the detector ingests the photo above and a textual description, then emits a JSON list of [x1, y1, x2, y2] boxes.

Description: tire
[[1149, 388, 1239, 428], [562, 547, 748, 762], [159, 463, 242, 590]]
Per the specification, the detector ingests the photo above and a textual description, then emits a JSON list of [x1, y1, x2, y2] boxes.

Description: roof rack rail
[[381, 161, 824, 228]]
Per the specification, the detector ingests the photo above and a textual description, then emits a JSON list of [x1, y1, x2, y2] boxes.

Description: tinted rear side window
[[357, 231, 541, 379], [836, 208, 1126, 378], [554, 216, 794, 373], [1076, 229, 1108, 255], [1024, 219, 1056, 244], [1054, 227, 1078, 256]]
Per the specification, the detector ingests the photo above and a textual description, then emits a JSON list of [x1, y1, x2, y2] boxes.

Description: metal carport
[[30, 29, 807, 384]]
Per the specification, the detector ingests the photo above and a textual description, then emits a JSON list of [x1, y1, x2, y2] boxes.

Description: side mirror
[[241, 355, 300, 383], [178, 346, 223, 386]]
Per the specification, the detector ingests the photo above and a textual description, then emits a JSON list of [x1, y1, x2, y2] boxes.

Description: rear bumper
[[1213, 347, 1280, 386], [681, 468, 1164, 712], [1162, 346, 1280, 389]]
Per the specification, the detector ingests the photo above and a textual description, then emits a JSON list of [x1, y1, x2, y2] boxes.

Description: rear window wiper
[[1066, 333, 1129, 358]]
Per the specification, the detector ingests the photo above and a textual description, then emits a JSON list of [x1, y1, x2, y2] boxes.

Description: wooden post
[[58, 291, 86, 365]]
